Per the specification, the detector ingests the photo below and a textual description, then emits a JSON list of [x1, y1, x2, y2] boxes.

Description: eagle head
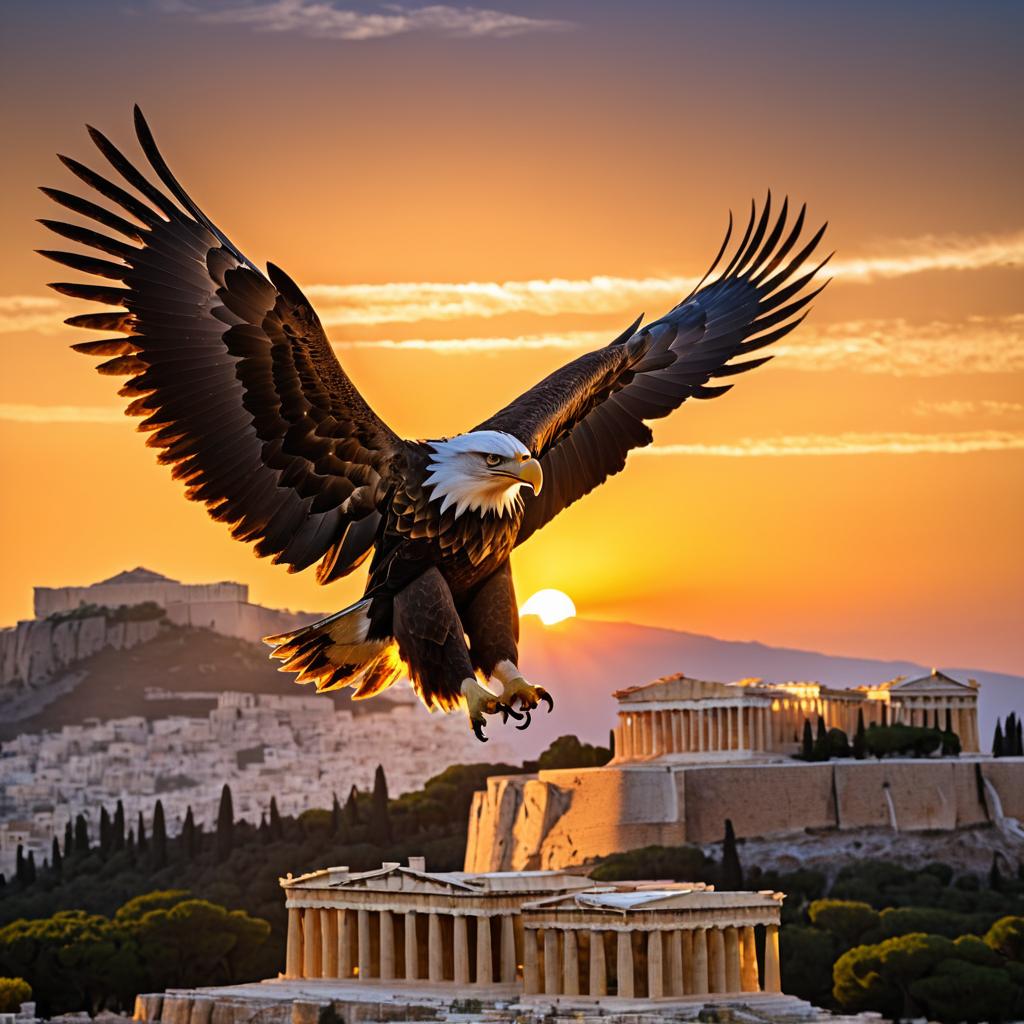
[[423, 430, 543, 519]]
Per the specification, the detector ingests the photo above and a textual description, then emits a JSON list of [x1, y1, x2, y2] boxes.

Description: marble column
[[404, 911, 418, 980], [616, 931, 634, 998], [738, 705, 746, 750], [500, 915, 517, 983], [692, 928, 709, 995], [543, 929, 560, 995], [765, 924, 782, 993], [726, 706, 734, 750], [285, 907, 303, 978], [563, 929, 579, 995], [681, 929, 694, 994], [697, 709, 705, 752], [666, 929, 683, 997], [724, 927, 741, 992], [357, 909, 371, 980], [303, 907, 321, 979], [320, 908, 338, 978], [379, 910, 395, 980], [523, 929, 540, 994], [454, 915, 470, 985], [647, 931, 664, 999], [710, 928, 727, 993], [589, 930, 607, 996], [476, 916, 492, 985], [428, 912, 443, 982], [339, 909, 353, 978], [740, 925, 759, 991]]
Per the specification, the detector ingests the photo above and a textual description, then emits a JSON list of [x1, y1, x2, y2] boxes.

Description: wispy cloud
[[190, 0, 572, 40], [912, 398, 1024, 418], [7, 402, 1023, 461], [300, 228, 1024, 326], [333, 315, 1024, 379], [773, 315, 1024, 377], [638, 431, 1024, 458], [0, 295, 64, 335], [0, 403, 123, 425]]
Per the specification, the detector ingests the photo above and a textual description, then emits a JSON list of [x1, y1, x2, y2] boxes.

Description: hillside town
[[0, 686, 509, 881]]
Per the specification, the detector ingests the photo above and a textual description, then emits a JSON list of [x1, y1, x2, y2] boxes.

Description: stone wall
[[464, 758, 1024, 872], [34, 579, 247, 617]]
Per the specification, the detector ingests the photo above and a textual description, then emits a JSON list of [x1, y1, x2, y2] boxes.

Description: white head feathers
[[424, 430, 532, 519]]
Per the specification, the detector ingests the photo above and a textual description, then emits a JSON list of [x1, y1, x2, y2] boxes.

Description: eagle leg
[[460, 676, 520, 742], [490, 659, 555, 724]]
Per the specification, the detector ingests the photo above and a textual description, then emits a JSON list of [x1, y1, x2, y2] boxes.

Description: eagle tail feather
[[263, 600, 404, 697]]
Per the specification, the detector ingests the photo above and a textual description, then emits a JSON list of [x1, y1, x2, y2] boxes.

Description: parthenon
[[279, 858, 783, 1003], [612, 668, 980, 762]]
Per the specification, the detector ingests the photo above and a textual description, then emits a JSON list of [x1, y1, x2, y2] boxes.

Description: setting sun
[[520, 589, 577, 626]]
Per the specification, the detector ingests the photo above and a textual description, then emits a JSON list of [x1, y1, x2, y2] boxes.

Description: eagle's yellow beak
[[517, 457, 543, 495]]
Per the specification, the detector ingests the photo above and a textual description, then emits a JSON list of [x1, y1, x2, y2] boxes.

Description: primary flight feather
[[40, 107, 829, 741]]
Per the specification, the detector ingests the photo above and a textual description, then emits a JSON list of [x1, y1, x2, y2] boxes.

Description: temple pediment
[[889, 670, 976, 696], [614, 674, 744, 703]]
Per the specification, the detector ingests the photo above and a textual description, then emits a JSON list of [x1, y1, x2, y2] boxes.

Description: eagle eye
[[484, 453, 502, 467]]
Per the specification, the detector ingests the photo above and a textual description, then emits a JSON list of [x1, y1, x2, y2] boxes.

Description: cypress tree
[[63, 820, 73, 858], [182, 806, 198, 861], [25, 852, 37, 884], [609, 729, 616, 757], [993, 720, 1005, 757], [137, 811, 148, 852], [720, 819, 744, 890], [152, 799, 168, 869], [853, 709, 867, 760], [113, 800, 126, 851], [1017, 718, 1024, 758], [369, 765, 392, 844], [990, 854, 1004, 891], [15, 845, 26, 885], [51, 837, 62, 879], [259, 811, 270, 844], [269, 797, 284, 841], [331, 792, 342, 836], [813, 715, 830, 761], [800, 718, 814, 759], [216, 784, 234, 862], [345, 786, 361, 827], [1006, 714, 1018, 755], [74, 814, 90, 854], [127, 828, 135, 854], [99, 806, 112, 856]]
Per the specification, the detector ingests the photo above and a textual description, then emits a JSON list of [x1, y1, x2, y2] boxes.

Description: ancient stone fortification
[[464, 759, 1024, 872]]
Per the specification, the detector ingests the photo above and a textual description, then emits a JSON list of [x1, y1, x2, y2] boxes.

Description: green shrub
[[0, 977, 32, 1013]]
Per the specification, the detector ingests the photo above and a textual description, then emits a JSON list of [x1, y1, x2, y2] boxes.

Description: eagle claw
[[499, 702, 524, 723], [472, 719, 488, 743], [537, 687, 554, 713], [515, 709, 532, 731]]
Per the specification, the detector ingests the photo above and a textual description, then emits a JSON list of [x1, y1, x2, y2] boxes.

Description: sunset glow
[[0, 1, 1021, 674], [520, 590, 577, 626]]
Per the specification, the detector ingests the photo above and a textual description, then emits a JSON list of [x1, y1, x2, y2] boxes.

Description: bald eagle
[[40, 108, 828, 740]]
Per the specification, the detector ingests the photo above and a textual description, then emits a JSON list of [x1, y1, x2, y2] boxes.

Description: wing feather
[[41, 107, 401, 580], [475, 195, 828, 545]]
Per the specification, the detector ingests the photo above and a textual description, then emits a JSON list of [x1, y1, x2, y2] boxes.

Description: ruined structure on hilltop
[[611, 669, 981, 760], [465, 671, 1017, 873]]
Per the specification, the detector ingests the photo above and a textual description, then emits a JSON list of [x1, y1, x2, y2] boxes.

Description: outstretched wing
[[40, 107, 401, 583], [476, 195, 828, 545]]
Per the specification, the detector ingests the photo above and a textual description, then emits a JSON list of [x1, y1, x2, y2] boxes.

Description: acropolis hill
[[466, 671, 1024, 873]]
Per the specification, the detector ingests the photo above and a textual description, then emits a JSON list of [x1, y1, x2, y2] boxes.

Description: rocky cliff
[[0, 611, 163, 696]]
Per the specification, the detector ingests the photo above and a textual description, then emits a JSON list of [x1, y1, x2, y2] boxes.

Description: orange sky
[[1, 1, 1022, 673]]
